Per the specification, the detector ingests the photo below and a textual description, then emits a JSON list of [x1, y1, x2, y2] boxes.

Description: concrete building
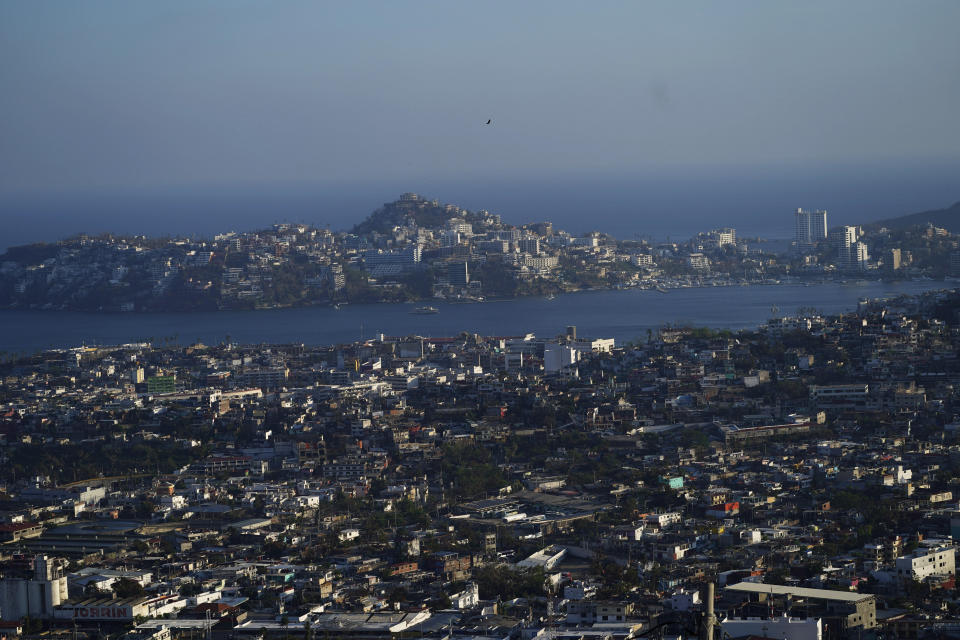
[[830, 225, 858, 250], [667, 589, 701, 611], [565, 601, 633, 625], [951, 512, 960, 541], [516, 546, 566, 570], [447, 262, 469, 287], [519, 255, 559, 271], [440, 230, 461, 247], [830, 226, 869, 271], [446, 218, 473, 236], [721, 616, 822, 640], [363, 245, 422, 276], [0, 523, 43, 544], [688, 253, 710, 271], [712, 228, 737, 247], [631, 254, 654, 267], [53, 596, 181, 622], [888, 248, 902, 271], [0, 556, 68, 621], [895, 543, 956, 583], [275, 610, 431, 637], [725, 583, 875, 635], [722, 421, 812, 444], [847, 242, 870, 270], [17, 485, 106, 508], [564, 581, 597, 600], [449, 582, 479, 609], [795, 208, 828, 251], [518, 236, 540, 255], [146, 376, 176, 394], [809, 384, 872, 410], [570, 337, 615, 354], [646, 511, 682, 527], [544, 343, 579, 373], [236, 368, 289, 389]]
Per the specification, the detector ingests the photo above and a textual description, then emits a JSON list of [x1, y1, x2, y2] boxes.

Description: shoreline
[[0, 280, 952, 356], [0, 274, 951, 315]]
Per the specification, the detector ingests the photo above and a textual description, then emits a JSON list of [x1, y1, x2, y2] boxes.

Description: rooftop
[[725, 582, 873, 603]]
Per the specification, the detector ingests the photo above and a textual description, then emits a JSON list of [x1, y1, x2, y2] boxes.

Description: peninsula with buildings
[[1, 194, 959, 312], [1, 287, 960, 639]]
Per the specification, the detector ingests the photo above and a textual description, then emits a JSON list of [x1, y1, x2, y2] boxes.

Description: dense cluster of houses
[[2, 288, 960, 639]]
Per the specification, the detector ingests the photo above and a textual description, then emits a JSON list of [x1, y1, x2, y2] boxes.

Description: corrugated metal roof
[[726, 582, 872, 602]]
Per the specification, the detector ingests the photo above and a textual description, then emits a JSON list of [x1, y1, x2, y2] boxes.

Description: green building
[[660, 476, 684, 490], [146, 375, 176, 394]]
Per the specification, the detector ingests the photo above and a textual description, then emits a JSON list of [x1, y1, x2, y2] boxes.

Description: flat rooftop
[[726, 582, 873, 603]]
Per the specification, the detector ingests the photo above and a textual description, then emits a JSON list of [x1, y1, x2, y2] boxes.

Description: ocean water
[[2, 160, 959, 251], [0, 280, 949, 354]]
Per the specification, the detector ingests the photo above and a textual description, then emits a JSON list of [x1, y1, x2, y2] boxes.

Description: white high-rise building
[[518, 235, 541, 255], [713, 228, 736, 247], [830, 225, 868, 270], [830, 225, 858, 250], [794, 208, 828, 251], [441, 230, 461, 247], [446, 218, 473, 236], [851, 242, 870, 270]]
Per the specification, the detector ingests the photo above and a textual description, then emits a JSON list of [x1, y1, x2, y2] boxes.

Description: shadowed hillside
[[867, 201, 960, 233]]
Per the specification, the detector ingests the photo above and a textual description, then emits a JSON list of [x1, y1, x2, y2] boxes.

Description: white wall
[[722, 616, 821, 640]]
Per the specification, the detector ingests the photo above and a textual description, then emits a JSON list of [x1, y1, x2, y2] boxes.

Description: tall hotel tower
[[794, 208, 828, 251]]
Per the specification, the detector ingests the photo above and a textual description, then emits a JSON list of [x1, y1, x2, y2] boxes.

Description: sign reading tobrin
[[72, 606, 132, 620]]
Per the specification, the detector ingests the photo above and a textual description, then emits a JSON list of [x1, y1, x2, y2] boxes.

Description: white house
[[449, 582, 479, 609], [337, 528, 361, 543], [895, 543, 955, 583]]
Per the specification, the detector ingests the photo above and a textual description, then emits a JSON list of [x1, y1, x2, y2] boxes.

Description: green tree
[[113, 578, 146, 599]]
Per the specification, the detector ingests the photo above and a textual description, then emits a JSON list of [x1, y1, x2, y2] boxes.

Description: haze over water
[[2, 2, 959, 251], [3, 159, 959, 252]]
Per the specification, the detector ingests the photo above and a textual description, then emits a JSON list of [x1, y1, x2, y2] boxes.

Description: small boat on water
[[412, 306, 439, 314], [545, 294, 556, 300], [655, 286, 669, 294]]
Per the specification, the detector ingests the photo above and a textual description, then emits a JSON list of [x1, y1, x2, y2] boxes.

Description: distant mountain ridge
[[867, 201, 960, 233]]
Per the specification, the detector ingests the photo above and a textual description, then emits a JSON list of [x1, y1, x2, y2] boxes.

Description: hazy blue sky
[[2, 0, 959, 198]]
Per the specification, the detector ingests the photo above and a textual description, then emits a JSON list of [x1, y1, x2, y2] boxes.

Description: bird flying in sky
[[485, 119, 492, 125]]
